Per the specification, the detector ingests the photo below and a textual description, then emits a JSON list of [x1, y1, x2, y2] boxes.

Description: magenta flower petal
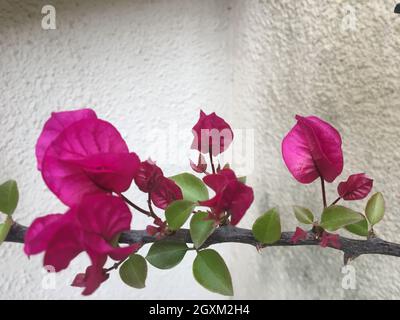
[[320, 232, 341, 249], [151, 177, 183, 209], [146, 225, 159, 236], [198, 193, 222, 210], [190, 153, 207, 174], [77, 194, 132, 241], [72, 265, 109, 296], [71, 272, 87, 288], [24, 214, 64, 255], [203, 173, 229, 194], [229, 183, 254, 225], [108, 244, 141, 261], [77, 194, 140, 261], [42, 118, 139, 206], [282, 115, 343, 184], [35, 109, 97, 171], [81, 266, 109, 296], [134, 160, 164, 193], [290, 227, 308, 244], [337, 173, 373, 200], [199, 168, 254, 225], [84, 234, 140, 261], [191, 110, 234, 156], [134, 160, 183, 209], [25, 194, 141, 295], [43, 222, 83, 272], [73, 152, 140, 195]]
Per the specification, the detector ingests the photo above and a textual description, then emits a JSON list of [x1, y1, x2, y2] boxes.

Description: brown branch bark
[[6, 222, 400, 263]]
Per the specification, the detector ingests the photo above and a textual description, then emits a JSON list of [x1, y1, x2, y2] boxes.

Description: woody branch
[[7, 222, 400, 263]]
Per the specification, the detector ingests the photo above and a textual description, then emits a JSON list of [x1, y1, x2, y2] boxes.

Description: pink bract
[[320, 232, 341, 249], [290, 227, 308, 244], [35, 109, 97, 171], [337, 173, 373, 201], [134, 160, 183, 209], [190, 153, 207, 174], [151, 177, 183, 210], [134, 160, 164, 193], [71, 265, 109, 296], [199, 168, 254, 225], [41, 118, 140, 206], [282, 115, 343, 184], [24, 194, 140, 295], [191, 110, 234, 156]]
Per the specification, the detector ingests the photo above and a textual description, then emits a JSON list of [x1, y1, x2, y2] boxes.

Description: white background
[[1, 0, 400, 299]]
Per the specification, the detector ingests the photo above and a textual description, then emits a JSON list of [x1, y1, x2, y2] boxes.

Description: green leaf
[[293, 206, 314, 225], [320, 205, 364, 231], [119, 254, 147, 289], [0, 216, 13, 245], [165, 200, 196, 231], [146, 241, 188, 269], [190, 212, 216, 249], [0, 180, 19, 215], [344, 217, 369, 237], [169, 173, 209, 202], [252, 208, 281, 244], [365, 192, 385, 226], [193, 249, 233, 296]]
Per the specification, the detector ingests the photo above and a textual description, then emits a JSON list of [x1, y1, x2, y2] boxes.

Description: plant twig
[[118, 193, 153, 217], [320, 177, 327, 208], [147, 193, 159, 220], [330, 197, 341, 206], [209, 145, 216, 174], [6, 223, 400, 261]]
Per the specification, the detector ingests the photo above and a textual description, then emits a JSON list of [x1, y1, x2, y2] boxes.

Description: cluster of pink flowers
[[282, 115, 374, 247], [190, 110, 254, 226], [25, 108, 254, 295], [25, 109, 185, 295], [135, 159, 182, 210], [23, 108, 376, 293]]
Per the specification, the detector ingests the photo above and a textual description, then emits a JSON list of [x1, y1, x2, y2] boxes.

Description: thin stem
[[118, 193, 152, 217], [320, 177, 327, 208], [147, 193, 159, 220], [209, 146, 216, 174], [105, 259, 125, 273], [330, 197, 341, 206]]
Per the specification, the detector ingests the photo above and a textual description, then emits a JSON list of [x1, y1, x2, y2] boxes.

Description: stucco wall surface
[[1, 0, 400, 299]]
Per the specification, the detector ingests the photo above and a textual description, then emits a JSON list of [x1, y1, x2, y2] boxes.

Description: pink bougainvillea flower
[[71, 265, 109, 296], [191, 110, 234, 156], [282, 115, 343, 184], [337, 173, 373, 201], [134, 160, 183, 209], [199, 168, 254, 225], [320, 231, 341, 249], [41, 118, 140, 206], [151, 177, 183, 209], [23, 213, 68, 256], [24, 210, 81, 271], [76, 194, 140, 260], [24, 194, 140, 295], [190, 153, 207, 174], [35, 109, 97, 171], [290, 227, 308, 244], [134, 159, 164, 193]]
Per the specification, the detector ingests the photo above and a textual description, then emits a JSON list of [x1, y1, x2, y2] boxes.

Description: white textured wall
[[1, 0, 400, 299], [229, 0, 400, 299]]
